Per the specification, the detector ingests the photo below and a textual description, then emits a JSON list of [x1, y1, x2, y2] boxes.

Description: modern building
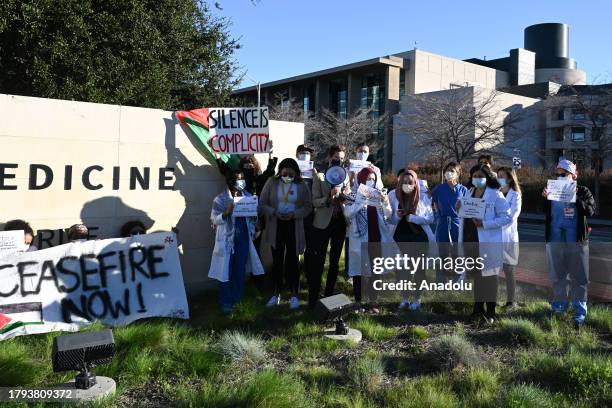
[[233, 23, 590, 170]]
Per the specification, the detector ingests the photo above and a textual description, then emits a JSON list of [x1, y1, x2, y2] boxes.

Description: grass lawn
[[1, 259, 611, 407]]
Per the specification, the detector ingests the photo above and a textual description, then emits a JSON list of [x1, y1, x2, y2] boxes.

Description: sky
[[216, 0, 612, 90]]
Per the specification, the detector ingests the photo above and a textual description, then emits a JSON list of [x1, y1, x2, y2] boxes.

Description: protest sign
[[0, 232, 189, 340], [206, 107, 271, 154], [298, 160, 314, 179], [349, 160, 370, 173], [0, 230, 25, 257], [547, 179, 577, 203], [458, 197, 486, 218], [355, 184, 384, 207], [233, 196, 258, 217]]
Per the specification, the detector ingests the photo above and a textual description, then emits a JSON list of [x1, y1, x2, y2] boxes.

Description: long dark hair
[[469, 164, 500, 189], [497, 166, 522, 195], [275, 158, 303, 183]]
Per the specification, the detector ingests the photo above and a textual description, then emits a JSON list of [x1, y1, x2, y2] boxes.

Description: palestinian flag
[[0, 302, 44, 337], [176, 108, 240, 169]]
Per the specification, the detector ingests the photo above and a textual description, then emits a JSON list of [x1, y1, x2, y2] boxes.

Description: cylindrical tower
[[524, 23, 585, 85]]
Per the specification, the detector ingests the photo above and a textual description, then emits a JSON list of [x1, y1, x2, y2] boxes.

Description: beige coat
[[259, 177, 313, 255], [311, 172, 351, 230]]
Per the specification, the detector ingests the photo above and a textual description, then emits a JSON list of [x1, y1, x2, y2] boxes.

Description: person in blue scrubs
[[431, 162, 468, 282], [542, 159, 595, 329]]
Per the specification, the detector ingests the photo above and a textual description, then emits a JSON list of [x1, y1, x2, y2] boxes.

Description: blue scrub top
[[432, 182, 468, 242]]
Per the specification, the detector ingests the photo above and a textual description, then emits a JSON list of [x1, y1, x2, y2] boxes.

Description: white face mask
[[365, 180, 375, 188], [235, 179, 246, 191], [402, 183, 415, 193], [498, 178, 507, 188], [298, 153, 310, 161], [281, 176, 294, 184], [445, 171, 455, 182], [357, 152, 369, 161], [472, 178, 487, 188]]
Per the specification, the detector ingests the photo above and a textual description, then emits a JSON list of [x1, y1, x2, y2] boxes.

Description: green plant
[[347, 354, 384, 394], [497, 318, 546, 346], [424, 335, 483, 371], [217, 331, 266, 365]]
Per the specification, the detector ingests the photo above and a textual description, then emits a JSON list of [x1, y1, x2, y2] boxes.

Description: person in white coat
[[497, 167, 522, 310], [344, 167, 394, 309], [208, 169, 264, 313], [458, 164, 511, 324], [389, 169, 436, 310]]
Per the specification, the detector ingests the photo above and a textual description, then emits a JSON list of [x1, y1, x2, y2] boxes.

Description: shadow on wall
[[163, 116, 224, 289]]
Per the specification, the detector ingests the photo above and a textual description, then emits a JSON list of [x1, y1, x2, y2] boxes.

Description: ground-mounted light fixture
[[314, 294, 362, 342], [52, 329, 116, 390]]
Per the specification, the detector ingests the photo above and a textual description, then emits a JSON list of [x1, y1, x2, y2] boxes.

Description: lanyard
[[281, 182, 293, 203]]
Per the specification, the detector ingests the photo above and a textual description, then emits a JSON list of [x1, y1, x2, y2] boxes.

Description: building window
[[329, 79, 348, 119], [572, 108, 586, 120], [554, 127, 564, 142], [556, 108, 565, 120], [571, 127, 585, 142], [360, 72, 386, 137], [399, 69, 406, 98]]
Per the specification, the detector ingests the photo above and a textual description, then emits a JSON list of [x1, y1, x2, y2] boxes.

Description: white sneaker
[[409, 300, 421, 311], [289, 296, 300, 310], [266, 295, 280, 308], [399, 300, 410, 309]]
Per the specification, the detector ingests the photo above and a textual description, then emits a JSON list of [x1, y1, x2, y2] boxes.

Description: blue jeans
[[547, 225, 588, 322], [219, 218, 249, 312]]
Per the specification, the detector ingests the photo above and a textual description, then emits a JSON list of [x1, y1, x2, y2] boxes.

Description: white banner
[[458, 197, 486, 219], [233, 196, 258, 217], [208, 107, 271, 154], [0, 232, 189, 340], [547, 179, 577, 203], [0, 230, 24, 256]]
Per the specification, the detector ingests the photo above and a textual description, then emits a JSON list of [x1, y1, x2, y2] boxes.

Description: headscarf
[[395, 169, 420, 215], [357, 166, 376, 185]]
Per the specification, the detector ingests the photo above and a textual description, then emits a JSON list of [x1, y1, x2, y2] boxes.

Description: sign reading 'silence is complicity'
[[207, 107, 271, 154]]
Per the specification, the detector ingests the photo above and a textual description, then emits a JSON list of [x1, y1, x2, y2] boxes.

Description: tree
[[543, 83, 612, 212], [0, 0, 240, 110], [396, 86, 525, 172], [267, 92, 307, 123], [307, 107, 386, 164]]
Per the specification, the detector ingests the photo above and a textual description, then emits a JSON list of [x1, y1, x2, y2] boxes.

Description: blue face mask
[[235, 179, 246, 191], [472, 178, 487, 189]]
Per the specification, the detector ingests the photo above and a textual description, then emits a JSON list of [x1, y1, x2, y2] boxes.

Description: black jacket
[[544, 185, 596, 243], [216, 156, 278, 196]]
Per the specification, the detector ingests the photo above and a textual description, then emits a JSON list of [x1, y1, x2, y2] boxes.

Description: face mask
[[402, 184, 415, 193], [498, 178, 507, 188], [281, 176, 294, 183], [365, 180, 375, 188], [472, 178, 487, 188], [445, 171, 455, 181], [357, 152, 368, 161], [298, 153, 310, 161], [330, 158, 341, 167], [557, 173, 570, 180], [235, 179, 246, 191]]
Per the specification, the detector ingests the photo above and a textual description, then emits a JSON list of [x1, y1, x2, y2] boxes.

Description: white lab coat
[[501, 188, 521, 265], [343, 193, 397, 277], [208, 189, 264, 282], [458, 187, 511, 276]]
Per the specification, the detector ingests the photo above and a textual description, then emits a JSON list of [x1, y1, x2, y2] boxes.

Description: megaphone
[[325, 166, 347, 186]]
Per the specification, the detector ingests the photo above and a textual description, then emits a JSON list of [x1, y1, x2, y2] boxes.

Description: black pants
[[303, 212, 315, 286], [272, 220, 299, 295], [308, 215, 346, 307], [473, 272, 498, 317]]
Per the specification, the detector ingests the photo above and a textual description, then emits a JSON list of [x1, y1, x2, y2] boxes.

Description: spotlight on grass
[[314, 294, 362, 343]]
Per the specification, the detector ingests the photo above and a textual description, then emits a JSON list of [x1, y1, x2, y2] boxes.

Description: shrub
[[502, 384, 560, 408], [217, 331, 266, 365], [347, 354, 384, 394], [406, 326, 429, 340], [497, 318, 546, 346], [424, 335, 483, 371], [351, 317, 400, 341]]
